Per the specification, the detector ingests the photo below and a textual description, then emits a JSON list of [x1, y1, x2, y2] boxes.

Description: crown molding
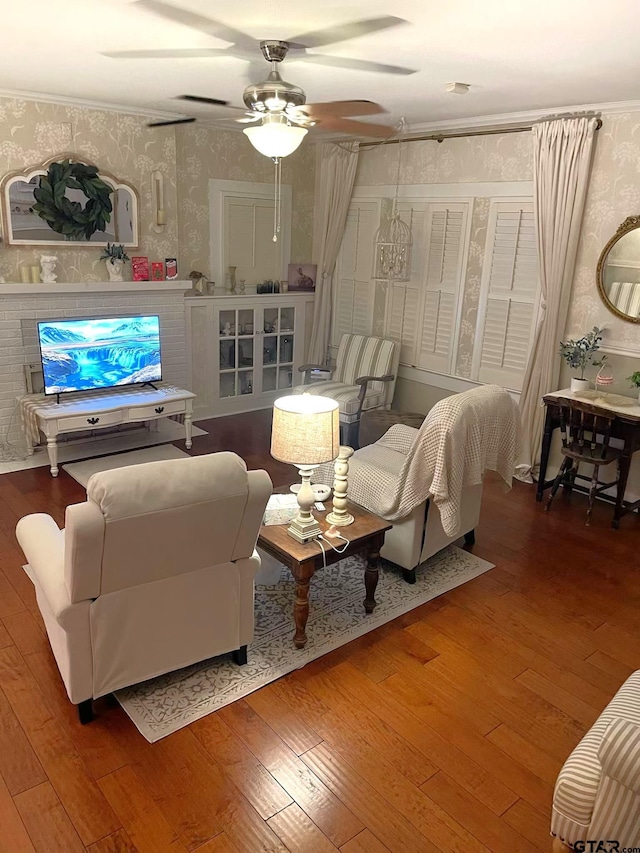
[[402, 99, 640, 136], [2, 87, 640, 138], [0, 87, 181, 121], [309, 98, 640, 145]]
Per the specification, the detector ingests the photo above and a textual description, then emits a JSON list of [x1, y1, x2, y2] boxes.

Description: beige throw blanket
[[320, 385, 521, 536]]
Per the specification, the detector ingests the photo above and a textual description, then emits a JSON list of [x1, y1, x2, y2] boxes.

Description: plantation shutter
[[384, 203, 425, 365], [415, 203, 469, 374], [473, 201, 539, 391], [224, 196, 278, 284], [332, 201, 378, 347]]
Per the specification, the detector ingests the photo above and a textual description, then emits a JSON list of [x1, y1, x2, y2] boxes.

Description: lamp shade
[[271, 395, 339, 465], [244, 122, 307, 159]]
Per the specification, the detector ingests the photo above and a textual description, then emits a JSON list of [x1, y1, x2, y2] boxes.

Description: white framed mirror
[[0, 154, 139, 247]]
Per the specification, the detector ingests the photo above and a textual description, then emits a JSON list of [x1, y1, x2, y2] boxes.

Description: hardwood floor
[[0, 409, 638, 852]]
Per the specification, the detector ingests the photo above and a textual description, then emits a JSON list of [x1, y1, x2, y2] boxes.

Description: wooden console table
[[258, 501, 392, 649], [537, 388, 640, 527], [21, 384, 195, 477]]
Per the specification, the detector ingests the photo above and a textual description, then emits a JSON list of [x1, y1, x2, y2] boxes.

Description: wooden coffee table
[[258, 501, 392, 649]]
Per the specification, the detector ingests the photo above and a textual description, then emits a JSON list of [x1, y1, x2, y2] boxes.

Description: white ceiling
[[3, 0, 640, 129]]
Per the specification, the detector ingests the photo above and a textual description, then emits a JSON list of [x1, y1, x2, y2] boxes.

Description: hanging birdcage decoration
[[373, 207, 412, 281], [372, 118, 412, 282]]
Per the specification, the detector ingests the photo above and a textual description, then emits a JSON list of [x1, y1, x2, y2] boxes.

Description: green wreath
[[32, 159, 113, 240]]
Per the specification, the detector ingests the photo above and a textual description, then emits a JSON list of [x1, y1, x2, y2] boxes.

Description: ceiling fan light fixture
[[243, 115, 308, 159]]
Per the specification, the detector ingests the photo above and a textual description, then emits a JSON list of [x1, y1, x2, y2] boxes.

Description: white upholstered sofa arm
[[598, 718, 640, 793], [15, 514, 73, 623]]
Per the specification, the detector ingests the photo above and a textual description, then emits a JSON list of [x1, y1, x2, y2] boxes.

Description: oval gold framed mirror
[[596, 215, 640, 323]]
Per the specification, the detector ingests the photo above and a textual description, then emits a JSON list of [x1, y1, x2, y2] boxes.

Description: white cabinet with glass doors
[[186, 293, 314, 419]]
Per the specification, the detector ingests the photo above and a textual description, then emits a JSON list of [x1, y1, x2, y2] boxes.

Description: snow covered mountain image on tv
[[38, 315, 162, 395]]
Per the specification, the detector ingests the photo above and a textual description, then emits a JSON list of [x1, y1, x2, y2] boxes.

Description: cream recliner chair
[[15, 452, 272, 723]]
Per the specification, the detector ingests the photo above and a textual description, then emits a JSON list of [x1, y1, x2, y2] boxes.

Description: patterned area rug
[[117, 546, 493, 741]]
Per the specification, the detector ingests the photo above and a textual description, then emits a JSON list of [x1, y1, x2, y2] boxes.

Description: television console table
[[21, 384, 195, 477]]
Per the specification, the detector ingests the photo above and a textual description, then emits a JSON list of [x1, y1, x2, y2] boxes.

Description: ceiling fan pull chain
[[272, 156, 282, 243]]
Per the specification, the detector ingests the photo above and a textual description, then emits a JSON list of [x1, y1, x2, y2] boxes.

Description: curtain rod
[[359, 117, 603, 149]]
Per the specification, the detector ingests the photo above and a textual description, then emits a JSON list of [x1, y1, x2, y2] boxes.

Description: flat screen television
[[37, 315, 162, 396]]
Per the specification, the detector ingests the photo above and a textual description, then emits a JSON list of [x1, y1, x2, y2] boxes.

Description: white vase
[[570, 378, 590, 394], [105, 258, 124, 282]]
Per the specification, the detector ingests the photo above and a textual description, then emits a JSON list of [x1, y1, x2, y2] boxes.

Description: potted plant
[[627, 371, 640, 402], [559, 327, 606, 394], [100, 243, 130, 282]]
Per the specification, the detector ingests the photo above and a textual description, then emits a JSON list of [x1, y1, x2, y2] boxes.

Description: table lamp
[[271, 395, 340, 543]]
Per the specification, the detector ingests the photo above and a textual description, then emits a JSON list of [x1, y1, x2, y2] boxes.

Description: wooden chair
[[545, 399, 623, 526]]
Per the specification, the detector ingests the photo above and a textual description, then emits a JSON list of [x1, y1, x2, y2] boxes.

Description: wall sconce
[[151, 170, 165, 233]]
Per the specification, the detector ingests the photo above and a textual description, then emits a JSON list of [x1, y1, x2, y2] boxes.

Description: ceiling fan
[[103, 0, 418, 142]]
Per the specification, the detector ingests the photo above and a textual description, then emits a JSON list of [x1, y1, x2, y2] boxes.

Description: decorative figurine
[[39, 255, 58, 283], [188, 269, 211, 295]]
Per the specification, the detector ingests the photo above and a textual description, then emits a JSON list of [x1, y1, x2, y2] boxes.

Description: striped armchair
[[552, 669, 640, 851], [295, 334, 399, 446]]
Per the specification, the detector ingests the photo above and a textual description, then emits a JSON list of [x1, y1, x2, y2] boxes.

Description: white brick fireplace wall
[[0, 281, 191, 444]]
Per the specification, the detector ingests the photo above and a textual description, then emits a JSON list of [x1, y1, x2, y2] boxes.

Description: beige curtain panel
[[516, 116, 599, 481], [307, 141, 359, 365]]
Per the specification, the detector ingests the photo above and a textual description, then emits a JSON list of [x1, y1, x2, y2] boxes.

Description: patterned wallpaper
[[175, 124, 315, 279], [1, 93, 635, 367], [568, 111, 640, 355], [355, 113, 640, 378], [355, 131, 533, 376], [0, 96, 178, 283], [356, 130, 533, 186]]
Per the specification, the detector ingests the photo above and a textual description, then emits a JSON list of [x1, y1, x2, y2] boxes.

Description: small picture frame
[[287, 263, 316, 292]]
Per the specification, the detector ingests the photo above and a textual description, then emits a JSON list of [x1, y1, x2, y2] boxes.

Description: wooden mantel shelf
[[0, 280, 192, 295]]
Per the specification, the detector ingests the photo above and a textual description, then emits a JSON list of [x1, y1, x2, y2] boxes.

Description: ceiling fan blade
[[147, 117, 196, 127], [102, 48, 232, 59], [293, 53, 417, 76], [297, 100, 386, 118], [178, 94, 230, 107], [287, 16, 406, 49], [315, 117, 395, 139], [134, 0, 255, 50]]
